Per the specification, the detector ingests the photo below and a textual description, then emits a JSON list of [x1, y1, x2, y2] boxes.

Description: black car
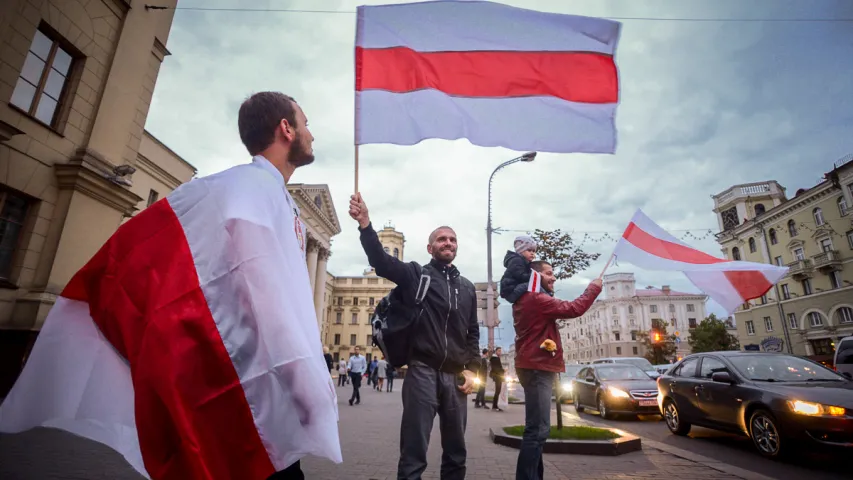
[[657, 351, 853, 459], [571, 364, 660, 419]]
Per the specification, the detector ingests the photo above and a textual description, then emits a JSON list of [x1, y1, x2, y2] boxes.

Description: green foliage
[[636, 318, 678, 364], [503, 425, 619, 440], [688, 314, 740, 353]]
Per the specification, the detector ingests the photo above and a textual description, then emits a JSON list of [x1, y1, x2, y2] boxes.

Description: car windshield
[[597, 365, 650, 381], [729, 354, 845, 382], [564, 365, 583, 376], [616, 358, 655, 370]]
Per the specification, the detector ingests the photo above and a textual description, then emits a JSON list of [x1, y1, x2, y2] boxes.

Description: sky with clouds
[[144, 0, 853, 348]]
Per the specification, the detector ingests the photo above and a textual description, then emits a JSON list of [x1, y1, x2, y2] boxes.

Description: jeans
[[474, 382, 486, 407], [387, 376, 394, 392], [492, 378, 503, 409], [350, 372, 362, 403], [398, 360, 467, 480], [515, 368, 555, 480]]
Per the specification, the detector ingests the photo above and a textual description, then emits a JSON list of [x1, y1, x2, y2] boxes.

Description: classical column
[[306, 237, 319, 289], [314, 248, 330, 327]]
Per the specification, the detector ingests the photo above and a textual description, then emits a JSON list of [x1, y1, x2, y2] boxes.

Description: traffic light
[[651, 330, 662, 343]]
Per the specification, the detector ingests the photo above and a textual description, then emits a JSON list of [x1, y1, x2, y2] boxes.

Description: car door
[[576, 367, 597, 406], [694, 355, 742, 428], [667, 356, 702, 421]]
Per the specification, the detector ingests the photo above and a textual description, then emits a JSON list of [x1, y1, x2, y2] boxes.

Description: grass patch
[[484, 395, 520, 403], [503, 425, 620, 441]]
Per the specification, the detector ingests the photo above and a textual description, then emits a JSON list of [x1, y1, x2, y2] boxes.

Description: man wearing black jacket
[[349, 193, 479, 480]]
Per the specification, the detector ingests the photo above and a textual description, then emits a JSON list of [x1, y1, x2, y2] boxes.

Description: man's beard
[[289, 133, 315, 167]]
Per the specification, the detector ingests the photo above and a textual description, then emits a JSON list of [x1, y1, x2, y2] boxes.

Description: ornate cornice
[[54, 148, 143, 216], [0, 119, 25, 142], [152, 38, 171, 62], [288, 184, 341, 237], [136, 153, 183, 189]]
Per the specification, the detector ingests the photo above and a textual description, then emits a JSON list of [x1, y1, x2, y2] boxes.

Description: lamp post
[[486, 151, 537, 351]]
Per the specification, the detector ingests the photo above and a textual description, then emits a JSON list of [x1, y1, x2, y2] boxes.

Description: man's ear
[[279, 119, 294, 142]]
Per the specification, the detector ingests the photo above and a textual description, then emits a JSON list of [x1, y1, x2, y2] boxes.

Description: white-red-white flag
[[528, 270, 543, 293], [612, 210, 789, 314], [0, 157, 341, 480]]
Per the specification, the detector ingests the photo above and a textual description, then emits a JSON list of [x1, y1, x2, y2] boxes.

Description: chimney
[[662, 285, 671, 295]]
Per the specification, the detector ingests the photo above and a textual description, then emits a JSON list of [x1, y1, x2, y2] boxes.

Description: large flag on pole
[[355, 0, 621, 153], [612, 210, 789, 314], [0, 158, 341, 479]]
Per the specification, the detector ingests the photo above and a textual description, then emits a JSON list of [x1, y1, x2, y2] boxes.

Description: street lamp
[[485, 151, 537, 351]]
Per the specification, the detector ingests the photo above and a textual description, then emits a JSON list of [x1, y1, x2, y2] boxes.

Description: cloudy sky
[[145, 0, 853, 348]]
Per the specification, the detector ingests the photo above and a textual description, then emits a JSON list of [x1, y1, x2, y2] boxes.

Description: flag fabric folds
[[0, 157, 342, 480], [355, 0, 622, 153], [527, 270, 543, 294], [612, 209, 789, 314]]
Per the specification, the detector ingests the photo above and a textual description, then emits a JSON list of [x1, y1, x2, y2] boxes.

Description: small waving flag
[[528, 270, 543, 294], [355, 1, 621, 153], [612, 210, 789, 314]]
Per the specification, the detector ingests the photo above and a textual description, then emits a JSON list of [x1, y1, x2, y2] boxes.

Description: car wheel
[[663, 399, 691, 436], [574, 393, 584, 413], [749, 410, 783, 459], [598, 395, 613, 420]]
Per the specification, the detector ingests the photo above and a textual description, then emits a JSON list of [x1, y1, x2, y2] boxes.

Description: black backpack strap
[[414, 263, 431, 306]]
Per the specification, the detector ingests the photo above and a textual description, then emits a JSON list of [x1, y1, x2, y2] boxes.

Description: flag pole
[[598, 253, 615, 279], [354, 144, 360, 194]]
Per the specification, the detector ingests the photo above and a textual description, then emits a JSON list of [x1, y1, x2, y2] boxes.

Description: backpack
[[371, 264, 432, 368]]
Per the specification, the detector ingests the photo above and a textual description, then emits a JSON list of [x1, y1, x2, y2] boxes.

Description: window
[[614, 333, 620, 341], [351, 313, 358, 324], [787, 313, 798, 330], [813, 208, 825, 226], [632, 346, 638, 355], [820, 238, 833, 252], [848, 230, 853, 250], [147, 189, 159, 207], [830, 271, 842, 289], [748, 237, 757, 253], [0, 189, 31, 281], [754, 203, 766, 216], [700, 357, 728, 379], [674, 357, 699, 377], [808, 312, 823, 327], [612, 306, 617, 314], [760, 295, 767, 304], [616, 346, 622, 355], [335, 312, 342, 324], [628, 305, 634, 314], [839, 196, 849, 217], [337, 296, 342, 305], [369, 297, 374, 306], [669, 304, 675, 313], [746, 320, 755, 335], [671, 318, 678, 328], [810, 338, 833, 356], [837, 307, 853, 324], [334, 334, 340, 345], [774, 256, 783, 266], [314, 195, 322, 209], [769, 228, 778, 245], [793, 248, 804, 261], [367, 334, 372, 345], [687, 304, 695, 312], [631, 332, 637, 341], [763, 317, 773, 332], [732, 247, 741, 261], [781, 284, 790, 300], [383, 247, 389, 254], [353, 296, 359, 305], [393, 247, 399, 259], [10, 28, 76, 128], [802, 279, 812, 295], [349, 334, 357, 345], [788, 220, 798, 237], [650, 305, 658, 313]]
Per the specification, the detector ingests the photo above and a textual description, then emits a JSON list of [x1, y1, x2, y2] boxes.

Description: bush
[[503, 425, 619, 440]]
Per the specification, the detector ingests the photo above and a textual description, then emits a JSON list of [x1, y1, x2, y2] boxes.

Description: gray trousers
[[398, 360, 467, 480]]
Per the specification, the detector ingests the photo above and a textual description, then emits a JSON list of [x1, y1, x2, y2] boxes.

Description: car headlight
[[562, 382, 572, 392], [788, 400, 846, 416], [607, 386, 630, 398]]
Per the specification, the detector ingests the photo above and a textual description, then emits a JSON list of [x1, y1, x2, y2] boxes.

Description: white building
[[560, 273, 709, 363]]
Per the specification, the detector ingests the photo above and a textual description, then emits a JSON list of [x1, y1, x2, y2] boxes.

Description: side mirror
[[711, 371, 734, 384], [586, 376, 595, 383]]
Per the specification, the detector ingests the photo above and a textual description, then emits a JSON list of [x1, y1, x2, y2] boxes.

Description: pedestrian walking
[[386, 366, 396, 392], [348, 346, 368, 406], [349, 194, 480, 480], [474, 349, 489, 408], [490, 347, 506, 412], [376, 356, 388, 391], [323, 346, 333, 374], [338, 358, 348, 387]]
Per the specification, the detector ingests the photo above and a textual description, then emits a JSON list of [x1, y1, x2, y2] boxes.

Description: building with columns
[[0, 0, 197, 395], [712, 155, 853, 363], [560, 272, 708, 363]]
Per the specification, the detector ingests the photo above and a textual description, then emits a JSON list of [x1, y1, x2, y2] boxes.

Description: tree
[[689, 314, 740, 353], [530, 229, 601, 280], [636, 318, 677, 364]]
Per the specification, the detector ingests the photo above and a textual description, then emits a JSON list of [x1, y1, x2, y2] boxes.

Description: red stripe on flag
[[531, 272, 539, 292], [355, 46, 618, 104], [62, 199, 274, 480], [622, 222, 728, 265], [723, 270, 774, 303]]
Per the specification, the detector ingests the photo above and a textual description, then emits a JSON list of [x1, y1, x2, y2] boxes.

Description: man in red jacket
[[513, 261, 602, 480]]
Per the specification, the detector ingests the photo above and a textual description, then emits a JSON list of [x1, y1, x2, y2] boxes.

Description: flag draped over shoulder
[[612, 209, 789, 314], [0, 157, 341, 479], [355, 0, 621, 153]]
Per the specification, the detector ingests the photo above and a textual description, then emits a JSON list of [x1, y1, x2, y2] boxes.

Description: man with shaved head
[[349, 194, 480, 480]]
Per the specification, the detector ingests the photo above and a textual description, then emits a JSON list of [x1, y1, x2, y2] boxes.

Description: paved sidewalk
[[1, 380, 770, 479]]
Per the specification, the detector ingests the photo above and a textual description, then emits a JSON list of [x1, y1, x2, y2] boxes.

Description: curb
[[490, 426, 642, 456], [557, 411, 777, 480]]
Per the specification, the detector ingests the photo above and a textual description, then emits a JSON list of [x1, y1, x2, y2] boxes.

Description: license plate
[[639, 399, 657, 407]]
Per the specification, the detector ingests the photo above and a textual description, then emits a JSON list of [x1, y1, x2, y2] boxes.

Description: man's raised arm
[[540, 282, 603, 321], [350, 193, 414, 287]]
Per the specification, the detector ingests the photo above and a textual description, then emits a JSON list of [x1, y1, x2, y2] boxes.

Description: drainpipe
[[758, 222, 794, 354]]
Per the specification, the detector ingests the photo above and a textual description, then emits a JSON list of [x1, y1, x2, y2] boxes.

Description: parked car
[[654, 364, 674, 375], [592, 357, 661, 379], [657, 351, 853, 459], [572, 364, 660, 419], [557, 364, 584, 403], [834, 336, 853, 378]]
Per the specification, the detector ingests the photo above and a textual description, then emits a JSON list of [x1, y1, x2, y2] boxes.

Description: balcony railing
[[813, 250, 842, 270], [787, 259, 813, 279]]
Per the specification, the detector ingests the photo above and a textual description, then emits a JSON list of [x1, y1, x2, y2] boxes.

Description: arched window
[[393, 247, 399, 259], [813, 208, 825, 226], [839, 196, 849, 217], [748, 238, 757, 253], [808, 311, 825, 327], [628, 305, 634, 314], [768, 228, 777, 245], [732, 247, 741, 261], [754, 203, 766, 216], [836, 307, 853, 324], [787, 220, 797, 237]]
